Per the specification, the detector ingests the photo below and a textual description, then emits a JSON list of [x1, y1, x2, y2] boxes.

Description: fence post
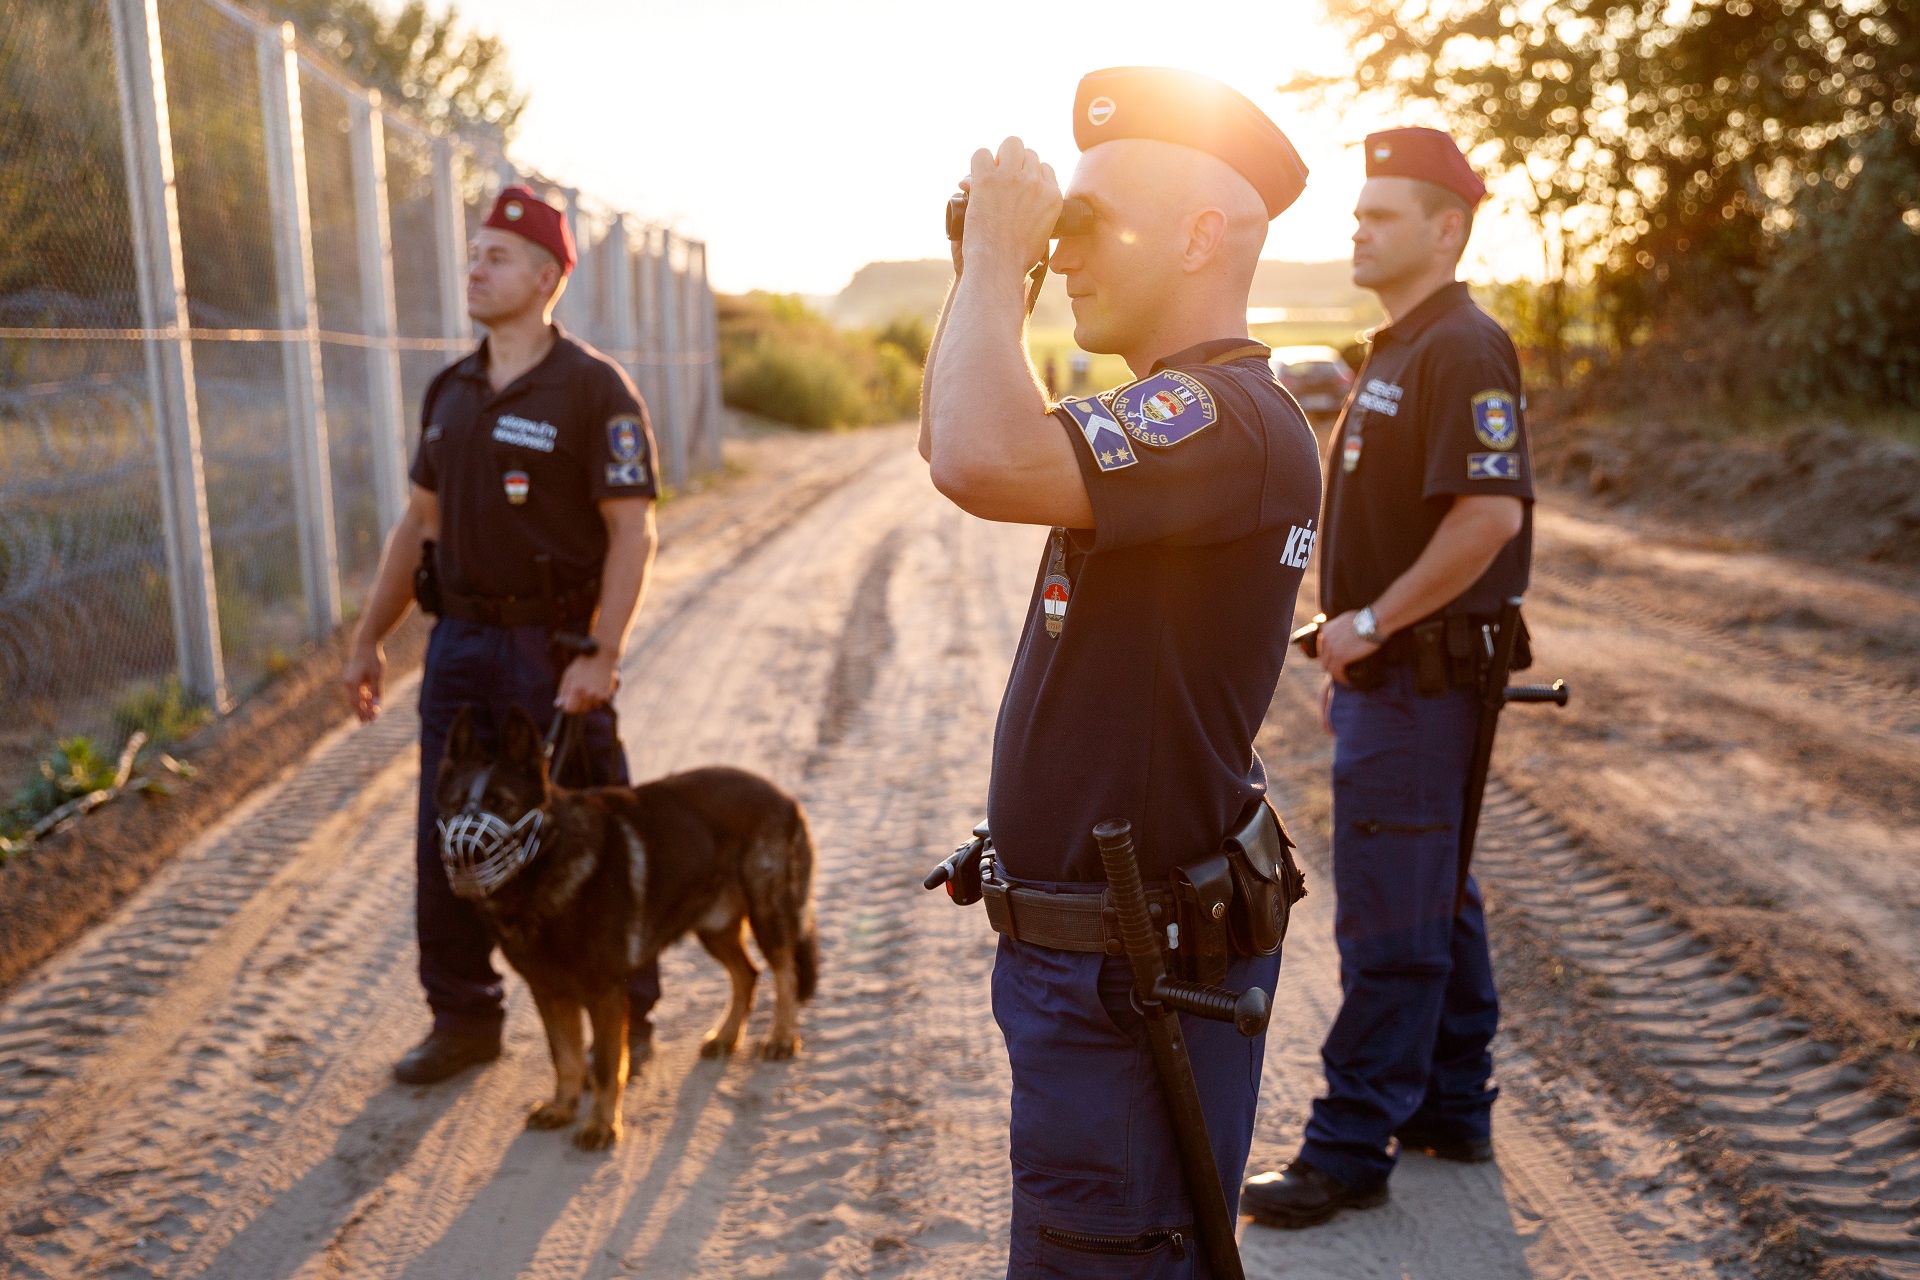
[[107, 0, 228, 708], [634, 226, 660, 430], [349, 89, 409, 535], [258, 22, 341, 638], [655, 229, 687, 488], [605, 216, 638, 383], [431, 138, 471, 344], [696, 241, 726, 471], [552, 187, 588, 337]]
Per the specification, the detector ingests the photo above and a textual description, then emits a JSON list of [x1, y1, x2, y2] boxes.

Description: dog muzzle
[[437, 766, 546, 899]]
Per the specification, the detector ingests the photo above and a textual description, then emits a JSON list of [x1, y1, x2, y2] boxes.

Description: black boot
[[393, 1028, 501, 1084], [1395, 1119, 1494, 1164], [1242, 1159, 1389, 1229]]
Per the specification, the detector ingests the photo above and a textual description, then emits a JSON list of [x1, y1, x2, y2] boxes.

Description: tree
[[1294, 0, 1920, 363], [261, 0, 525, 141]]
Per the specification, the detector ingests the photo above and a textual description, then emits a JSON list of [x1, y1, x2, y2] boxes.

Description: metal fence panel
[[0, 0, 720, 796]]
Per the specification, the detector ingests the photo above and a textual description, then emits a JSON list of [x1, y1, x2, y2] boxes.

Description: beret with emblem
[[1073, 67, 1308, 219], [1363, 127, 1487, 208], [483, 184, 577, 275]]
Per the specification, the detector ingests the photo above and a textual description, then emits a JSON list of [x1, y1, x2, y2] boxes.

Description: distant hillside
[[822, 258, 1378, 329]]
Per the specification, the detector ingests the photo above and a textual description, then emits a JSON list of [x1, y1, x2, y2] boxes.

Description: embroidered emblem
[[605, 462, 649, 487], [1354, 378, 1402, 416], [492, 414, 557, 452], [505, 201, 523, 221], [1468, 452, 1521, 480], [1342, 430, 1363, 473], [503, 470, 530, 504], [1042, 529, 1071, 639], [1111, 370, 1216, 447], [1087, 96, 1116, 127], [1471, 390, 1518, 449], [607, 414, 645, 463], [1373, 144, 1392, 162], [1059, 396, 1138, 472]]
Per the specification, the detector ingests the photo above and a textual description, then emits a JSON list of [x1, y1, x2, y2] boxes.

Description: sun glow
[[445, 0, 1539, 295]]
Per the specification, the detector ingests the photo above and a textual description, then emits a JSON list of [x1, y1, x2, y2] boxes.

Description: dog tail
[[796, 926, 819, 1004], [791, 803, 819, 1004]]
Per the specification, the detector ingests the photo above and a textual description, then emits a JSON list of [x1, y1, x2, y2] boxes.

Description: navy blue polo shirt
[[410, 325, 658, 601], [987, 339, 1324, 883], [1319, 282, 1533, 620]]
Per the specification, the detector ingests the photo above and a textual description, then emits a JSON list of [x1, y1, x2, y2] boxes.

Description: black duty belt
[[440, 580, 598, 629], [982, 877, 1178, 954]]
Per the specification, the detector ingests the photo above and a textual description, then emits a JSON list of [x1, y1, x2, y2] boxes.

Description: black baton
[[1456, 596, 1569, 908], [1094, 819, 1258, 1280]]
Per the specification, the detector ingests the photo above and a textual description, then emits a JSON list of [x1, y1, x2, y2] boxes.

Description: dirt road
[[1, 426, 1915, 1278]]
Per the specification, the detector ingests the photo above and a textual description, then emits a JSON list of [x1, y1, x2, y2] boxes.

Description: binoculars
[[945, 193, 1096, 242]]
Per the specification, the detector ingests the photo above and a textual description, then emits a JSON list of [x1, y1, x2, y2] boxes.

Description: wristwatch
[[1353, 606, 1381, 644]]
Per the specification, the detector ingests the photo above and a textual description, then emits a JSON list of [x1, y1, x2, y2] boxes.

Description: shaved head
[[1049, 138, 1269, 363]]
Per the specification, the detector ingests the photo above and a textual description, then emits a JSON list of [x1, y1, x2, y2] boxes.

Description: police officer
[[341, 185, 664, 1085], [1241, 129, 1533, 1226], [920, 69, 1320, 1275]]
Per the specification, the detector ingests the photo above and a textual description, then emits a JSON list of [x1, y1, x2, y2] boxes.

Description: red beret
[[483, 185, 576, 275], [1073, 67, 1308, 219], [1364, 128, 1487, 208]]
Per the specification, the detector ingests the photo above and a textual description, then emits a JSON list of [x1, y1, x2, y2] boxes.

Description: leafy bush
[[4, 737, 117, 839], [718, 293, 924, 430], [113, 675, 213, 746]]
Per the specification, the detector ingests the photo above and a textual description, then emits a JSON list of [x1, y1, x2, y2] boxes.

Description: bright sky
[[447, 0, 1536, 295]]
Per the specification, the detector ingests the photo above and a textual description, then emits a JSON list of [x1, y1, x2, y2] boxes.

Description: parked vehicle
[[1269, 345, 1354, 418]]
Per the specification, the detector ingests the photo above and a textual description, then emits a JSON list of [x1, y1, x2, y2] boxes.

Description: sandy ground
[[0, 425, 1915, 1278]]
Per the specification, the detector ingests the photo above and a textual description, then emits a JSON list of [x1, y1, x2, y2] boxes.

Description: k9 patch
[[1059, 396, 1138, 472], [1468, 452, 1521, 481], [1111, 370, 1216, 448], [1471, 390, 1519, 449]]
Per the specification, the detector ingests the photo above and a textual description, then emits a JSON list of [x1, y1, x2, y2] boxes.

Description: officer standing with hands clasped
[[921, 68, 1320, 1276], [1240, 128, 1535, 1227], [341, 185, 665, 1085]]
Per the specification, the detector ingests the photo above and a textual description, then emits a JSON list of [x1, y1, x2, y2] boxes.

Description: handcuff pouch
[[1222, 799, 1307, 957], [1170, 852, 1234, 986]]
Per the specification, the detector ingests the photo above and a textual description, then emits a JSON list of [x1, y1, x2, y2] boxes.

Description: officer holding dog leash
[[341, 185, 664, 1085], [1239, 129, 1537, 1227], [921, 69, 1319, 1276]]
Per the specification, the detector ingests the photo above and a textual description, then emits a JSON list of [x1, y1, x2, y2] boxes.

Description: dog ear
[[499, 705, 544, 774], [445, 706, 483, 764]]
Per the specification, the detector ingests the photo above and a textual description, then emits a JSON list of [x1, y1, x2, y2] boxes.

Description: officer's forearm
[[918, 276, 958, 464], [354, 508, 427, 651], [1370, 496, 1524, 634], [925, 255, 1087, 524], [592, 501, 657, 660]]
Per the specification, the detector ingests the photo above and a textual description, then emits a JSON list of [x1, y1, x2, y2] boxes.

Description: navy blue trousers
[[1299, 665, 1500, 1189], [994, 921, 1281, 1279], [415, 617, 660, 1037]]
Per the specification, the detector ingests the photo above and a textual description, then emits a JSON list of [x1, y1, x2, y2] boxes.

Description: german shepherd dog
[[436, 705, 818, 1150]]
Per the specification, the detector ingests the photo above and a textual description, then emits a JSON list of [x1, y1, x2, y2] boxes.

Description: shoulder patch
[[607, 414, 646, 464], [1059, 396, 1138, 472], [1111, 370, 1217, 448], [1471, 390, 1518, 449], [1468, 452, 1521, 481]]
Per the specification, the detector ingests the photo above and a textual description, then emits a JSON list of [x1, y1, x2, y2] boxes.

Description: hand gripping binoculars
[[945, 192, 1096, 242]]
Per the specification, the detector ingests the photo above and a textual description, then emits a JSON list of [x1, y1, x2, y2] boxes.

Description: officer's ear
[[498, 705, 544, 774], [446, 707, 483, 764]]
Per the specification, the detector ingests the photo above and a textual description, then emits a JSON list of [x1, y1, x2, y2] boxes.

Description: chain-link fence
[[0, 0, 723, 784]]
